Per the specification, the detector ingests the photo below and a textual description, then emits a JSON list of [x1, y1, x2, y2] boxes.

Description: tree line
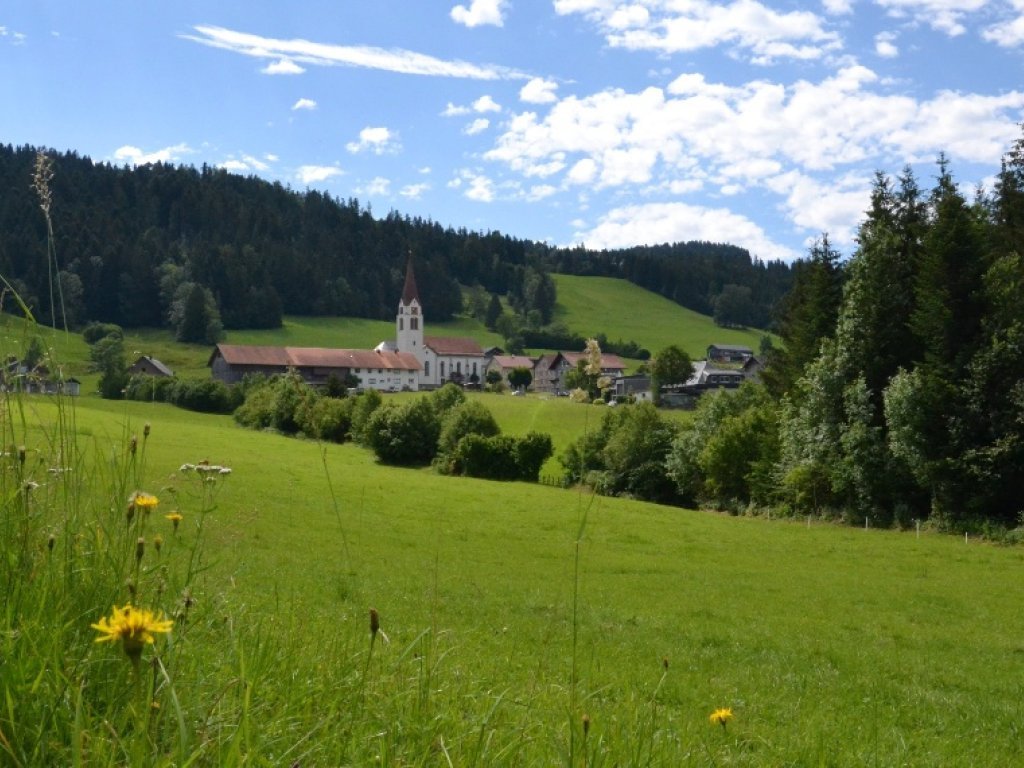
[[0, 144, 791, 339], [564, 135, 1024, 531]]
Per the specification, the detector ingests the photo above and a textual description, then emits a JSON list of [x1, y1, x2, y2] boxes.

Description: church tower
[[396, 254, 424, 357]]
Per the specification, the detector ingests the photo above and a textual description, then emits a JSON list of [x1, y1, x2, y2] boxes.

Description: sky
[[3, 1, 1024, 263]]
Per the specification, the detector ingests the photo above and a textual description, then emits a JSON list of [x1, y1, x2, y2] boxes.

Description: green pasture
[[551, 274, 770, 358], [4, 393, 1022, 765]]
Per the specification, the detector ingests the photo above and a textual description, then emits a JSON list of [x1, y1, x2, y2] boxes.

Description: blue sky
[[3, 1, 1024, 262]]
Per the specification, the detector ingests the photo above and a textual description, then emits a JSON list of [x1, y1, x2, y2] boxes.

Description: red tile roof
[[424, 336, 484, 356], [211, 345, 419, 371]]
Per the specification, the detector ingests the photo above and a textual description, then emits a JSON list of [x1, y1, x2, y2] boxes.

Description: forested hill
[[0, 144, 792, 332]]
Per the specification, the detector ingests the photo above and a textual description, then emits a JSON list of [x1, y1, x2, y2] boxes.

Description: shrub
[[450, 432, 553, 482], [125, 374, 177, 403], [350, 389, 383, 443], [168, 378, 242, 414], [82, 321, 123, 344], [297, 395, 355, 442], [232, 371, 315, 432], [430, 382, 467, 415], [436, 400, 501, 471], [364, 398, 441, 466]]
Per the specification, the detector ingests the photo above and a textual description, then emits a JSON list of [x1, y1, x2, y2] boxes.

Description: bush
[[232, 371, 315, 432], [125, 374, 177, 403], [297, 395, 355, 442], [169, 378, 242, 414], [364, 398, 442, 466], [82, 322, 123, 345], [430, 382, 466, 415], [436, 400, 501, 471], [449, 431, 553, 481], [350, 389, 383, 443]]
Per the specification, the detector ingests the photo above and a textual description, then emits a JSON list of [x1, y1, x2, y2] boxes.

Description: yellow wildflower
[[92, 604, 173, 660], [165, 512, 183, 532], [709, 707, 733, 727], [133, 492, 159, 511]]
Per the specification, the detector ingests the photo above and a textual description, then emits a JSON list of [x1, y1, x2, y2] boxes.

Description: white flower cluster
[[179, 462, 232, 476]]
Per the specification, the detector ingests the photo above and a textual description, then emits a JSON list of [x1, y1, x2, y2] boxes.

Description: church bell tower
[[396, 254, 424, 356]]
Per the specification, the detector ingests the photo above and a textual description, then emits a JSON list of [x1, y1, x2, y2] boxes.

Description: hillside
[[551, 274, 769, 358], [6, 393, 1022, 764]]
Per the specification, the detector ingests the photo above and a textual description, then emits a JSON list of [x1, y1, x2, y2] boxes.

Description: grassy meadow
[[3, 387, 1023, 766], [551, 275, 769, 358]]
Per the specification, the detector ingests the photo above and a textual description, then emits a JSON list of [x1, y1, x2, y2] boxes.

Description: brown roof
[[210, 345, 419, 371], [424, 336, 484, 356], [534, 353, 559, 371], [559, 351, 627, 370], [490, 355, 536, 369]]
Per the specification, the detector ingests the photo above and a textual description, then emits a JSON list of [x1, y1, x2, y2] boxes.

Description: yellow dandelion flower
[[92, 604, 173, 660], [133, 492, 159, 510], [709, 707, 733, 727], [165, 512, 183, 531]]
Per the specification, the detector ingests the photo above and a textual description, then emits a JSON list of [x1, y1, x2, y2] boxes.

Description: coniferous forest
[[0, 144, 791, 335]]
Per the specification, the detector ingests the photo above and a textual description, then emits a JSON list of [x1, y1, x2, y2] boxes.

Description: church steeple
[[396, 251, 423, 356], [401, 252, 420, 305]]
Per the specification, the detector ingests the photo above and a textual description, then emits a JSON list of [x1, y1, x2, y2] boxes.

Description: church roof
[[209, 344, 420, 371], [401, 255, 420, 304], [424, 336, 485, 356]]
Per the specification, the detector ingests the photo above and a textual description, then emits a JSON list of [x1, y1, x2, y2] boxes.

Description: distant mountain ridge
[[0, 144, 792, 333]]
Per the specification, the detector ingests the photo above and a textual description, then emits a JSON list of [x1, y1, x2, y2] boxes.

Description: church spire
[[401, 251, 420, 305]]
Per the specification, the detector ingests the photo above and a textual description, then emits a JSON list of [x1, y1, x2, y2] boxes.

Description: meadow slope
[[8, 394, 1020, 765]]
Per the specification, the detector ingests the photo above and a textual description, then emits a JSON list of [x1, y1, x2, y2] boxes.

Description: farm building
[[128, 355, 174, 377]]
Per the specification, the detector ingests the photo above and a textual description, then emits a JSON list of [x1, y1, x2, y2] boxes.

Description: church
[[209, 258, 484, 392]]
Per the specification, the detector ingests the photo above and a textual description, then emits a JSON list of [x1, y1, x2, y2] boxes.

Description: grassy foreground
[[3, 392, 1022, 766]]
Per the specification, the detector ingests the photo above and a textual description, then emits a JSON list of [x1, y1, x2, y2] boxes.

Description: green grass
[[552, 274, 771, 358], [5, 391, 1022, 765]]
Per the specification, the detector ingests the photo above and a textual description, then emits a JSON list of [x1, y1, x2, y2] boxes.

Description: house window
[[399, 318, 404, 330], [472, 362, 477, 375], [456, 362, 462, 374], [440, 362, 446, 377], [411, 318, 419, 330], [411, 306, 418, 315], [424, 361, 430, 377]]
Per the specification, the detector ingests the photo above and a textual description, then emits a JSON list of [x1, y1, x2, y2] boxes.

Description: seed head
[[369, 607, 380, 637], [129, 435, 137, 456], [17, 445, 26, 465], [135, 537, 145, 562], [582, 713, 591, 737], [143, 422, 151, 438], [47, 533, 56, 552]]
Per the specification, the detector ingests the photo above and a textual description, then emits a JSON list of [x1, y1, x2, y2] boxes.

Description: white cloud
[[400, 182, 431, 199], [874, 31, 899, 57], [873, 0, 988, 36], [262, 59, 305, 75], [765, 170, 871, 246], [554, 0, 842, 64], [419, 166, 432, 174], [292, 98, 317, 110], [572, 202, 798, 261], [359, 177, 391, 196], [822, 0, 854, 12], [219, 154, 272, 173], [473, 94, 501, 112], [465, 118, 491, 135], [527, 184, 559, 200], [451, 0, 509, 27], [983, 0, 1024, 46], [184, 25, 525, 80], [520, 77, 559, 104], [346, 126, 400, 154], [113, 143, 192, 166], [296, 165, 343, 184], [483, 68, 1024, 250], [453, 171, 497, 201]]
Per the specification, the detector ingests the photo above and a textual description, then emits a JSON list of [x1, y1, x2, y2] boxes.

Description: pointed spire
[[401, 250, 420, 305]]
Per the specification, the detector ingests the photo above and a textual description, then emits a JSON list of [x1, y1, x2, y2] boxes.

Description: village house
[[548, 350, 627, 392], [128, 355, 174, 378], [706, 344, 754, 363], [486, 354, 537, 389]]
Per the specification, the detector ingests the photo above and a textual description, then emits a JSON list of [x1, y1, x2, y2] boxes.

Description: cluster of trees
[[564, 134, 1024, 531], [230, 376, 553, 482], [2, 144, 791, 341]]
